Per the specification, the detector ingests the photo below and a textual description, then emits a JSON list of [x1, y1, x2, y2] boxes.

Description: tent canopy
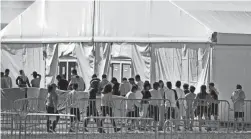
[[1, 0, 214, 43]]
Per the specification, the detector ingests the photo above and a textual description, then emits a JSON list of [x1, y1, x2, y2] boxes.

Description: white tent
[[1, 0, 251, 103]]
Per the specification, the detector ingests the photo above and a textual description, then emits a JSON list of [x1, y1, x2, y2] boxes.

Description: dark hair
[[111, 77, 118, 83], [159, 80, 164, 88], [153, 82, 159, 90], [128, 78, 134, 81], [73, 83, 78, 90], [92, 74, 97, 78], [209, 82, 215, 87], [183, 83, 189, 90], [236, 84, 242, 89], [166, 81, 172, 89], [72, 69, 77, 75], [5, 69, 10, 73], [56, 75, 62, 80], [135, 75, 140, 79], [143, 82, 151, 90], [175, 81, 181, 88], [201, 85, 207, 93], [32, 71, 38, 78], [19, 70, 24, 74], [47, 85, 53, 92], [103, 84, 112, 94], [122, 77, 127, 81], [190, 86, 196, 93], [102, 74, 107, 79], [131, 85, 138, 92]]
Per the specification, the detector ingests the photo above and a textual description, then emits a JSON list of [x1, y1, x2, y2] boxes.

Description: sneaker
[[114, 128, 121, 132], [69, 129, 75, 132], [98, 129, 105, 133]]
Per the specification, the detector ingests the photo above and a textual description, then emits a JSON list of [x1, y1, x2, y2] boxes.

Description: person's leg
[[84, 105, 91, 129], [197, 106, 203, 131], [190, 110, 194, 130], [52, 110, 59, 131], [46, 106, 52, 132]]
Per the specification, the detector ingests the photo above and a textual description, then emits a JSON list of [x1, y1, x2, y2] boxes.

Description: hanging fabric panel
[[45, 44, 58, 86]]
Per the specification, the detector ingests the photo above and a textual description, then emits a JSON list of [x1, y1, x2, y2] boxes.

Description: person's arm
[[9, 77, 12, 88], [26, 78, 31, 87], [193, 94, 199, 109], [16, 76, 20, 86]]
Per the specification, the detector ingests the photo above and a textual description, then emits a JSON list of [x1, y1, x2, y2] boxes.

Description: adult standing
[[175, 81, 186, 129], [68, 69, 85, 91], [5, 69, 12, 88], [111, 77, 120, 96], [208, 83, 219, 121], [56, 75, 69, 91], [1, 72, 9, 89], [135, 75, 144, 91], [119, 78, 131, 97], [16, 70, 31, 88], [99, 74, 110, 92], [31, 71, 42, 88]]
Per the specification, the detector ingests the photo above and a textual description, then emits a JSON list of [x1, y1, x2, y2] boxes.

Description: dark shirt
[[89, 88, 98, 99], [210, 90, 218, 100], [141, 90, 151, 104], [184, 89, 190, 95], [112, 82, 120, 96], [58, 79, 69, 90], [16, 76, 30, 87]]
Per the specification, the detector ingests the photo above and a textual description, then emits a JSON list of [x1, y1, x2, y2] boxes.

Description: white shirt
[[68, 90, 79, 108], [119, 81, 131, 96], [136, 80, 144, 91], [125, 91, 140, 111], [149, 89, 162, 106], [101, 92, 113, 107], [231, 89, 246, 112], [175, 88, 185, 99], [69, 75, 86, 91], [31, 77, 41, 88], [5, 76, 12, 88], [164, 88, 176, 107]]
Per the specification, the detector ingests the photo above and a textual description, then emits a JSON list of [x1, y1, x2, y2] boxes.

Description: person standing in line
[[208, 83, 219, 122], [165, 81, 179, 131], [89, 74, 101, 93], [68, 69, 85, 91], [158, 80, 167, 130], [135, 75, 144, 91], [175, 81, 186, 126], [83, 80, 105, 133], [140, 83, 152, 130], [119, 78, 131, 97], [67, 84, 80, 132], [125, 85, 140, 130], [184, 85, 196, 131], [16, 70, 31, 88], [56, 75, 69, 91], [31, 71, 42, 88], [193, 85, 213, 131], [149, 82, 162, 128], [99, 74, 110, 92], [111, 77, 120, 96], [4, 69, 12, 88], [1, 72, 9, 89], [128, 78, 136, 86], [100, 84, 121, 132], [183, 83, 190, 95], [45, 84, 59, 132], [231, 84, 246, 131]]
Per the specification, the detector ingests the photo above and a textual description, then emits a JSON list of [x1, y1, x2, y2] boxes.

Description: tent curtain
[[74, 43, 94, 90], [1, 44, 45, 88], [45, 44, 58, 86]]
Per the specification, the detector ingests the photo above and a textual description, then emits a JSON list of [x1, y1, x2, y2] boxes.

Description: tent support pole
[[92, 0, 96, 75]]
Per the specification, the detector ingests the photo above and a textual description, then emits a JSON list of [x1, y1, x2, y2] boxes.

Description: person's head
[[103, 84, 112, 94], [92, 74, 97, 79], [200, 85, 207, 93], [1, 72, 4, 77], [73, 83, 78, 90], [91, 80, 99, 89], [32, 71, 38, 78], [102, 74, 107, 79], [47, 85, 53, 93], [111, 77, 118, 84], [128, 78, 135, 84], [72, 69, 77, 75], [153, 82, 159, 90], [5, 69, 10, 76], [122, 77, 127, 82], [56, 75, 62, 81], [19, 70, 24, 75], [143, 82, 151, 91], [49, 83, 57, 92], [190, 86, 196, 93], [166, 81, 172, 89], [183, 83, 189, 90], [175, 81, 181, 88], [131, 85, 138, 93], [159, 80, 164, 88], [209, 82, 215, 90], [236, 84, 242, 90], [135, 74, 141, 81]]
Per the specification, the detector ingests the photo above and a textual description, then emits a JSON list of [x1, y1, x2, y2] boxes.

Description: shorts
[[149, 105, 159, 121], [209, 103, 218, 116], [166, 107, 176, 119], [196, 106, 208, 117], [234, 112, 244, 119], [127, 107, 139, 117], [70, 108, 80, 122]]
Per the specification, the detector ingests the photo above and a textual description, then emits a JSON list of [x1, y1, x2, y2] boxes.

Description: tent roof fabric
[[1, 1, 251, 43]]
